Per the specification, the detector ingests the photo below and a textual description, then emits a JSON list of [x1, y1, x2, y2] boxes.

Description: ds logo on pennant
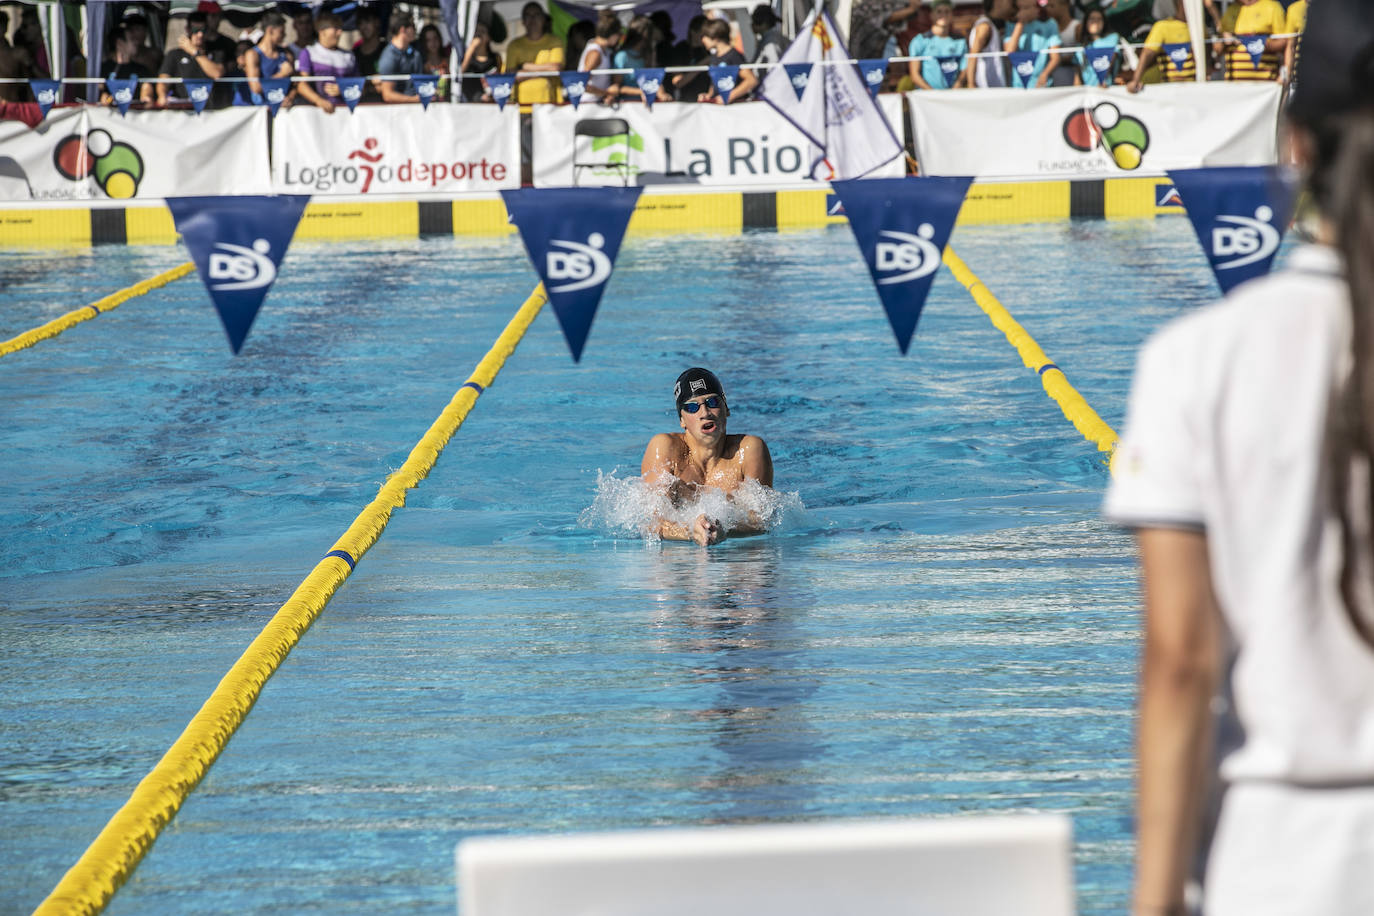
[[874, 225, 940, 285], [1211, 206, 1279, 270], [208, 239, 277, 290], [546, 232, 612, 293]]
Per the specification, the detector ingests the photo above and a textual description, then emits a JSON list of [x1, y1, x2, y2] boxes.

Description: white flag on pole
[[759, 9, 903, 180]]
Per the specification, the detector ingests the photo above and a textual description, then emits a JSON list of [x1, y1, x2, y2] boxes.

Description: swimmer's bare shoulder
[[734, 434, 774, 487], [641, 432, 687, 483]]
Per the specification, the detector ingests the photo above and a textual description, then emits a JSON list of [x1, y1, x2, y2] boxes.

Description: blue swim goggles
[[681, 396, 722, 413]]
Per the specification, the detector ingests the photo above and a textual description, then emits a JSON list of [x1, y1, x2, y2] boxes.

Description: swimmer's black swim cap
[[1288, 0, 1374, 127], [674, 368, 724, 411]]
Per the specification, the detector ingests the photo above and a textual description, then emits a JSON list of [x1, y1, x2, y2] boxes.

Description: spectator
[[670, 14, 711, 100], [1127, 0, 1195, 92], [418, 24, 451, 99], [1217, 0, 1287, 81], [613, 15, 668, 103], [965, 0, 1012, 88], [99, 23, 155, 105], [228, 38, 253, 105], [1283, 0, 1306, 82], [1074, 8, 1121, 86], [850, 0, 921, 61], [121, 13, 162, 74], [1044, 0, 1080, 85], [238, 12, 295, 107], [0, 26, 34, 103], [289, 9, 317, 59], [908, 1, 967, 90], [649, 11, 676, 68], [296, 10, 357, 113], [157, 11, 228, 107], [577, 12, 619, 103], [374, 11, 422, 103], [751, 6, 784, 66], [12, 7, 49, 78], [353, 7, 385, 77], [504, 2, 564, 105], [698, 18, 756, 103], [1005, 0, 1063, 88], [461, 21, 501, 102], [198, 2, 237, 64]]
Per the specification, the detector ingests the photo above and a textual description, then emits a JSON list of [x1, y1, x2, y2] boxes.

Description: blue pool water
[[1, 218, 1280, 915]]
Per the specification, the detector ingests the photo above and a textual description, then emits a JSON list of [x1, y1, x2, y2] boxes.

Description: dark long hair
[[623, 14, 656, 66]]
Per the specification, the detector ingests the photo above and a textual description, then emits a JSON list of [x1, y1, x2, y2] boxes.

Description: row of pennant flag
[[171, 164, 1294, 358]]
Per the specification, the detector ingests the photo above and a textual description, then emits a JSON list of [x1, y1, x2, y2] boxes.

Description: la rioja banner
[[1167, 166, 1295, 294], [501, 187, 642, 361], [166, 195, 310, 353], [831, 176, 973, 353]]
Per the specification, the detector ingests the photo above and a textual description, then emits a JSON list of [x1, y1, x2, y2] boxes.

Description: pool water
[[1, 218, 1279, 915]]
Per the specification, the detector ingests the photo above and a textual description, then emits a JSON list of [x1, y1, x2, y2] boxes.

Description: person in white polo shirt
[[1104, 1, 1374, 912]]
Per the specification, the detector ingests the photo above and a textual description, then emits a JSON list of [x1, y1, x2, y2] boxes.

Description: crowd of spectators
[[0, 0, 1311, 117]]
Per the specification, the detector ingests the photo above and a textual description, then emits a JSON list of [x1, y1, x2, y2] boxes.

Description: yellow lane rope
[[942, 246, 1118, 457], [32, 285, 549, 916], [0, 262, 196, 358]]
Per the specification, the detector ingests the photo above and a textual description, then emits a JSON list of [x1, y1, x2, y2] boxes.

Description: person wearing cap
[[1105, 0, 1374, 911], [197, 1, 237, 66], [642, 369, 774, 546]]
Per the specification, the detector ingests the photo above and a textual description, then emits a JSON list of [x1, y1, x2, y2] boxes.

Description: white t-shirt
[[1106, 244, 1374, 786]]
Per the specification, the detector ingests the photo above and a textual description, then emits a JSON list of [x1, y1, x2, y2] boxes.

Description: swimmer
[[641, 368, 774, 546]]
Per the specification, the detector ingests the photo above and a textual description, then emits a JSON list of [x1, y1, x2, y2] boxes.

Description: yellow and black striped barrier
[[31, 285, 548, 916]]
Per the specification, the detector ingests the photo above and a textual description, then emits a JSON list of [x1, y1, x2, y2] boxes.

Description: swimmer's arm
[[722, 436, 775, 538], [641, 433, 694, 541]]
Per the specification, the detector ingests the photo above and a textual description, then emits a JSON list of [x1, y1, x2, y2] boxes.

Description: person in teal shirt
[[907, 0, 968, 89], [1004, 0, 1062, 87], [1076, 8, 1120, 86]]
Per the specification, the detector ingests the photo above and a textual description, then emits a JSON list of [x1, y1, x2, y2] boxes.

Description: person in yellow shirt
[[504, 2, 564, 104], [1218, 0, 1287, 80], [1126, 5, 1195, 92], [1284, 0, 1307, 82]]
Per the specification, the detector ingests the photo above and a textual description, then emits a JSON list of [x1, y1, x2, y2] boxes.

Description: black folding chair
[[572, 117, 632, 187]]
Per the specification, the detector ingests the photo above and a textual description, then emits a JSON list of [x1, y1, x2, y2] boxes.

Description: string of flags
[[166, 165, 1293, 359]]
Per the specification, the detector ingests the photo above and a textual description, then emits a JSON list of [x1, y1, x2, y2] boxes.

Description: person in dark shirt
[[670, 14, 711, 101], [353, 6, 385, 101], [98, 24, 154, 105], [198, 1, 238, 66], [697, 17, 756, 102], [156, 10, 227, 106]]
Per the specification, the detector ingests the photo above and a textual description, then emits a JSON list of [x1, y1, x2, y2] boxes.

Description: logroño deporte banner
[[906, 82, 1281, 181], [0, 107, 270, 202], [532, 97, 906, 188], [271, 104, 520, 195]]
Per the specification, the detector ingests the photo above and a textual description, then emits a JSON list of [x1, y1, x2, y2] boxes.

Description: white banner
[[0, 107, 269, 202], [271, 105, 520, 195], [907, 82, 1281, 180], [532, 97, 905, 189]]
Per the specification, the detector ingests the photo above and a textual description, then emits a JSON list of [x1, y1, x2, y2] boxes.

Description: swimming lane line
[[942, 247, 1119, 458], [0, 262, 196, 359], [31, 284, 549, 916]]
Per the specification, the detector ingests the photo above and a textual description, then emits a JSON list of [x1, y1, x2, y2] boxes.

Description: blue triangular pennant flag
[[783, 61, 812, 100], [857, 59, 887, 99], [634, 68, 664, 109], [1162, 42, 1191, 72], [831, 176, 973, 354], [184, 79, 213, 114], [337, 76, 364, 112], [936, 56, 962, 89], [1008, 51, 1037, 88], [1083, 47, 1115, 81], [260, 78, 291, 115], [561, 71, 588, 110], [413, 73, 440, 108], [1239, 34, 1267, 67], [31, 79, 61, 119], [166, 195, 311, 354], [709, 63, 740, 104], [486, 74, 515, 110], [500, 187, 643, 362], [105, 77, 138, 116], [1167, 166, 1296, 295]]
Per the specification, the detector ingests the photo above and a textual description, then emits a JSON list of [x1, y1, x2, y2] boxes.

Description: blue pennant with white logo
[[1167, 166, 1296, 295], [857, 59, 887, 99], [1162, 42, 1191, 72], [501, 187, 643, 362], [486, 74, 515, 110], [831, 176, 972, 354], [936, 56, 962, 88], [260, 78, 290, 115], [783, 62, 812, 100], [166, 195, 311, 354], [1238, 34, 1266, 66], [561, 71, 588, 109], [1007, 51, 1037, 88], [105, 77, 138, 116], [337, 76, 364, 112], [634, 68, 664, 109], [413, 73, 440, 108], [31, 79, 61, 119], [1082, 47, 1115, 81], [184, 79, 213, 114], [709, 63, 740, 103]]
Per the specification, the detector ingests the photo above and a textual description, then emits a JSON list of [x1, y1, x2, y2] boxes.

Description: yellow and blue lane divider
[[32, 285, 548, 916], [0, 262, 196, 358], [942, 246, 1119, 460]]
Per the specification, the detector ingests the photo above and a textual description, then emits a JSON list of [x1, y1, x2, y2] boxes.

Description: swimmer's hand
[[691, 514, 723, 547]]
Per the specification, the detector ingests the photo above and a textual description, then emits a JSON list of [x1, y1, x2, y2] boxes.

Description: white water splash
[[578, 471, 806, 541]]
